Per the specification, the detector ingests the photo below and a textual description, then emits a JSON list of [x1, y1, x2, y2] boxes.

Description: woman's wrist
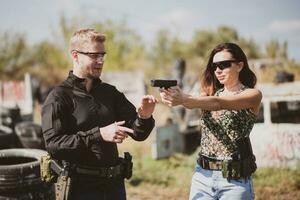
[[182, 94, 191, 108]]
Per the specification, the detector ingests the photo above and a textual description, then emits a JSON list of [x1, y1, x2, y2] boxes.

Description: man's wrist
[[138, 113, 152, 119]]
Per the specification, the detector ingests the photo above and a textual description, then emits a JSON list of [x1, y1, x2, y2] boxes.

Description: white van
[[251, 82, 300, 168]]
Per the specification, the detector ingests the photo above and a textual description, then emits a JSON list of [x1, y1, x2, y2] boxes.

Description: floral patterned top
[[199, 86, 257, 160]]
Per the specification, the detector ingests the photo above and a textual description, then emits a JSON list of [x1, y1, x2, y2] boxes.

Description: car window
[[271, 100, 300, 123]]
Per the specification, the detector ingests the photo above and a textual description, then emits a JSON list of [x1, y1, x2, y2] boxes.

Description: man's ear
[[71, 51, 78, 61]]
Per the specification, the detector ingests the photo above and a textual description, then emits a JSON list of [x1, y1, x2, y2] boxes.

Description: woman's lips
[[216, 76, 225, 80]]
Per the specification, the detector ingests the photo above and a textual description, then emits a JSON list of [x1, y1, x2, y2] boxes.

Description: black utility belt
[[74, 161, 128, 179], [74, 153, 133, 180], [197, 154, 257, 180], [40, 152, 133, 185]]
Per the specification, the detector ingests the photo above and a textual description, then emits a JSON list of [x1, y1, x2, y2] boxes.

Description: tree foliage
[[188, 26, 261, 59], [92, 19, 146, 71], [266, 39, 288, 59], [0, 17, 298, 83], [0, 32, 32, 79]]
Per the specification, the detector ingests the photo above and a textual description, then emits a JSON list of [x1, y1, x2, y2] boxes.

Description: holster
[[55, 162, 72, 200], [40, 154, 72, 200], [40, 154, 58, 183], [222, 155, 257, 180], [122, 152, 133, 179], [223, 137, 257, 180]]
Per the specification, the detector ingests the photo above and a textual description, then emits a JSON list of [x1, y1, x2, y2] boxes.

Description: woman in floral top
[[159, 43, 262, 200]]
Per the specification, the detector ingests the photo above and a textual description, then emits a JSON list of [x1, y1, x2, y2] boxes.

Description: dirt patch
[[126, 182, 189, 200]]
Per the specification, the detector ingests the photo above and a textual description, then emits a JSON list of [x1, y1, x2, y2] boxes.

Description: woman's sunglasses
[[212, 60, 236, 71]]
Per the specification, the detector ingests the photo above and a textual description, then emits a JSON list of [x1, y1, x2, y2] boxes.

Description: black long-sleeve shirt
[[42, 71, 155, 167]]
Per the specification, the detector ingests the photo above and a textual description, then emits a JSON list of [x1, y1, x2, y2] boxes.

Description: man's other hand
[[137, 95, 158, 119]]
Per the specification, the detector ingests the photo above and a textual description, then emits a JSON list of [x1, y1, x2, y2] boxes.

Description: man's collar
[[67, 71, 102, 91]]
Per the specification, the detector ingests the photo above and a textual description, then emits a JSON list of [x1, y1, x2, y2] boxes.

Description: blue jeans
[[189, 165, 255, 200]]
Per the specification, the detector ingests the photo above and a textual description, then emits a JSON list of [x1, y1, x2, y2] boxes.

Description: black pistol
[[151, 79, 177, 88]]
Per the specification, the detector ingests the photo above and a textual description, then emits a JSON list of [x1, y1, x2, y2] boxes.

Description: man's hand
[[100, 121, 133, 143], [137, 95, 158, 119]]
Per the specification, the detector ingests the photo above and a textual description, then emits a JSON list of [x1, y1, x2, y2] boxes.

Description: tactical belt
[[197, 154, 257, 179], [74, 163, 124, 178], [72, 152, 132, 179]]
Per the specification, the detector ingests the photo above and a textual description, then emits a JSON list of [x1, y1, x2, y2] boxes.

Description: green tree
[[188, 26, 261, 59], [169, 37, 188, 59], [265, 39, 289, 59], [189, 26, 240, 58], [239, 38, 261, 59], [281, 41, 288, 59], [148, 29, 172, 75], [29, 41, 70, 83], [265, 39, 280, 58], [93, 19, 146, 71], [215, 26, 239, 43], [190, 30, 215, 58], [0, 32, 33, 79], [1, 16, 298, 83]]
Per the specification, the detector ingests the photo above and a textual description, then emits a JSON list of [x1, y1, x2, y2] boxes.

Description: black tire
[[14, 122, 45, 149], [0, 126, 14, 149], [0, 149, 49, 194], [0, 106, 22, 129]]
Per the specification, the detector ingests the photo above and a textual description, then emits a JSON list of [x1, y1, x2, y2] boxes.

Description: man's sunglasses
[[75, 50, 106, 60], [212, 60, 236, 71]]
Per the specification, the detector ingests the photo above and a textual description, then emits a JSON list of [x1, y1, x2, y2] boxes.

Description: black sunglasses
[[212, 60, 236, 71], [75, 50, 106, 60]]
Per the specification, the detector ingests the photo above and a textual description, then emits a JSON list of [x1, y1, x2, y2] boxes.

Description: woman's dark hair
[[201, 42, 257, 96]]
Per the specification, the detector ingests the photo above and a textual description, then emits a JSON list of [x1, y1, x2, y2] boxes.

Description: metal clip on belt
[[197, 155, 223, 170]]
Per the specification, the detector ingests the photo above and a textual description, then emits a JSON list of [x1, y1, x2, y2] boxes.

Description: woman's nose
[[215, 67, 222, 73]]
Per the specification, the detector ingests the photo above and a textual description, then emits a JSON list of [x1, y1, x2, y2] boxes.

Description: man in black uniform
[[41, 28, 157, 200]]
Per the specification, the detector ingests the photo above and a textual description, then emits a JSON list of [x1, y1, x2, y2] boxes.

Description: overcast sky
[[1, 0, 300, 61]]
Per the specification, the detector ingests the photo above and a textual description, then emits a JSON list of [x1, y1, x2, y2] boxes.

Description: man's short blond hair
[[69, 28, 106, 52]]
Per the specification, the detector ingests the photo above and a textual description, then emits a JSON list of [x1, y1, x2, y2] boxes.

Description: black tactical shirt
[[42, 71, 155, 167]]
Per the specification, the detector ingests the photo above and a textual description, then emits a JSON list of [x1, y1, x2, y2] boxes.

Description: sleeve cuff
[[90, 126, 103, 143], [136, 115, 154, 126]]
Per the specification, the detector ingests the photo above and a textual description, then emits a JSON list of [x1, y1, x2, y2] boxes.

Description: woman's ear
[[237, 62, 244, 72]]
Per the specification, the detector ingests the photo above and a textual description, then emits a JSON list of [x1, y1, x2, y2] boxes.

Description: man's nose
[[96, 58, 104, 64]]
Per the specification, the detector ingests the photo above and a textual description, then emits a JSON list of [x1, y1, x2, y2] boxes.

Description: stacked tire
[[0, 106, 22, 130], [14, 122, 45, 149], [0, 126, 14, 149], [0, 149, 55, 200], [0, 106, 23, 148]]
